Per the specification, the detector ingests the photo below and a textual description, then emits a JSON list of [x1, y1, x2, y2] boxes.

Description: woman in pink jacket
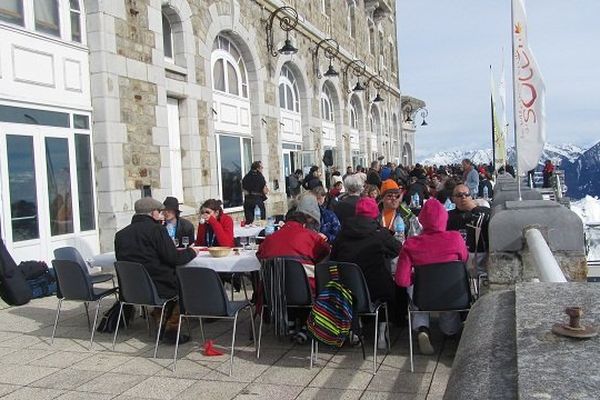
[[395, 198, 468, 355]]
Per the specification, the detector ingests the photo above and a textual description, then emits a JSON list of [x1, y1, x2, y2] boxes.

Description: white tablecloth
[[91, 249, 260, 273], [233, 224, 263, 238]]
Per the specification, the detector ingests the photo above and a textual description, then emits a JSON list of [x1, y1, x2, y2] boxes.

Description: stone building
[[0, 0, 423, 259]]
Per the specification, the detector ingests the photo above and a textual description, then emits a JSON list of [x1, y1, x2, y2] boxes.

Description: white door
[[167, 98, 183, 199], [0, 124, 98, 263]]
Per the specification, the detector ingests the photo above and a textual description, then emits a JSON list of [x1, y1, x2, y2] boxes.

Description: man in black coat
[[115, 197, 199, 341], [242, 161, 268, 223], [366, 160, 382, 187]]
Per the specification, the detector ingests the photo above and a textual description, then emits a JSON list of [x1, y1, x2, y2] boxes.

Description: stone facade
[[86, 0, 412, 251]]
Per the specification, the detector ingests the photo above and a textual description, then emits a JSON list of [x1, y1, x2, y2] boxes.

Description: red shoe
[[203, 340, 224, 356]]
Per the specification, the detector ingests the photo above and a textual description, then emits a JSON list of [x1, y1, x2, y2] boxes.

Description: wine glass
[[249, 236, 256, 250], [181, 236, 190, 248]]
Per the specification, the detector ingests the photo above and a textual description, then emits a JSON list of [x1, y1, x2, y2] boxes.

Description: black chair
[[51, 259, 118, 349], [315, 261, 391, 375], [408, 261, 472, 372], [174, 267, 256, 376], [54, 247, 115, 286], [257, 258, 313, 359], [112, 261, 178, 358]]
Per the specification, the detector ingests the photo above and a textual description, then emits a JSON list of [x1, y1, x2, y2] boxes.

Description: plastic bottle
[[253, 205, 261, 223], [483, 186, 489, 200], [414, 193, 420, 207], [408, 215, 422, 237], [265, 217, 275, 236], [444, 198, 456, 211], [394, 216, 405, 243]]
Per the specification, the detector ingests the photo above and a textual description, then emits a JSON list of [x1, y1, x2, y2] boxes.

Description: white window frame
[[162, 10, 174, 63], [167, 97, 183, 200], [215, 133, 253, 212], [212, 35, 248, 99]]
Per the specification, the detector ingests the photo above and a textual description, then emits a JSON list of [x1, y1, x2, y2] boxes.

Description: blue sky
[[396, 0, 600, 157]]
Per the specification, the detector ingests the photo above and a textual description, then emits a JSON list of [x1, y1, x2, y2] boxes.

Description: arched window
[[278, 65, 300, 112], [212, 35, 248, 98], [347, 2, 356, 37], [321, 85, 334, 122], [349, 101, 358, 129], [368, 19, 375, 55], [162, 11, 174, 61]]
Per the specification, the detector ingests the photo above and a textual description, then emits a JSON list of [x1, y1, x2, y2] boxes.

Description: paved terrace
[[0, 295, 455, 400]]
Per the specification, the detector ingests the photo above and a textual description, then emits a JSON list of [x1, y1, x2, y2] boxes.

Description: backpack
[[96, 301, 135, 333], [307, 265, 353, 347], [27, 268, 57, 299]]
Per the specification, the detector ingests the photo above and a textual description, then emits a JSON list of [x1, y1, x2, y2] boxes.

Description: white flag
[[512, 0, 546, 173], [490, 67, 505, 170], [498, 50, 508, 166]]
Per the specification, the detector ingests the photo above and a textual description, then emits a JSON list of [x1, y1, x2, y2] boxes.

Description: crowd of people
[[114, 157, 495, 354]]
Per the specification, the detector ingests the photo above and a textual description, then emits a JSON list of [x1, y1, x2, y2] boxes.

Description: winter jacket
[[447, 206, 490, 253], [366, 169, 382, 187], [319, 205, 341, 243], [395, 199, 468, 287], [332, 194, 360, 226], [256, 221, 330, 266], [115, 214, 197, 298], [464, 168, 479, 196], [331, 216, 401, 302], [194, 214, 235, 248], [302, 175, 323, 191]]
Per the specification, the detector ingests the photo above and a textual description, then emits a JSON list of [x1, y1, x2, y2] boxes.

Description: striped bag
[[307, 265, 353, 347]]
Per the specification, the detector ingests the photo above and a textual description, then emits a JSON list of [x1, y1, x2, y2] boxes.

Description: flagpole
[[510, 0, 523, 200], [490, 65, 496, 168]]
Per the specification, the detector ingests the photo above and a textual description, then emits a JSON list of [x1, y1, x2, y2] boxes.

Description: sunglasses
[[385, 194, 401, 199], [453, 192, 471, 198]]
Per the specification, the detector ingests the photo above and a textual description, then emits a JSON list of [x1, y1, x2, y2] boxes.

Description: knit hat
[[355, 197, 379, 219], [296, 193, 321, 223], [134, 197, 165, 214], [380, 167, 392, 181], [380, 179, 400, 195]]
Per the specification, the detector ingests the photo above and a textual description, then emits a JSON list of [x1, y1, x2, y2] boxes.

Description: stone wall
[[87, 0, 406, 251]]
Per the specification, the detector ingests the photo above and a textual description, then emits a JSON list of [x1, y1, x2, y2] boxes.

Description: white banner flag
[[498, 50, 508, 166], [512, 0, 546, 173]]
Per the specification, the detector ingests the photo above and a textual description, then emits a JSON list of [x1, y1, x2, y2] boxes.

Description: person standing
[[115, 197, 199, 343], [287, 169, 303, 198], [461, 159, 479, 198], [242, 161, 268, 223], [366, 161, 382, 187], [542, 160, 555, 188], [162, 196, 195, 247], [302, 166, 324, 191]]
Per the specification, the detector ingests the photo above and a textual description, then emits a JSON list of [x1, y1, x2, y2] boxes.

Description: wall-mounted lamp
[[313, 38, 340, 79], [403, 104, 429, 126], [265, 6, 299, 57], [365, 74, 385, 103], [344, 59, 366, 93]]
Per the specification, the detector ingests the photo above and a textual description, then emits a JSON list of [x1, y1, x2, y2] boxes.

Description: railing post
[[524, 228, 567, 282]]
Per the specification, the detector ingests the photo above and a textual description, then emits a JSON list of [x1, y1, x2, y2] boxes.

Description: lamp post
[[312, 38, 340, 79], [265, 6, 299, 57], [343, 59, 366, 93]]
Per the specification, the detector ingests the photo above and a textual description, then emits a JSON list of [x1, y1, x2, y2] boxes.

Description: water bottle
[[394, 216, 405, 244], [408, 215, 422, 237], [483, 186, 489, 200], [444, 198, 455, 211], [253, 205, 261, 223], [414, 193, 420, 207], [265, 217, 275, 236]]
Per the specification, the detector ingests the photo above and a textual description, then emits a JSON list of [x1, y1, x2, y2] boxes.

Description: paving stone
[[366, 369, 432, 394], [177, 379, 247, 400], [55, 391, 115, 400], [309, 367, 375, 391], [77, 372, 147, 395], [30, 368, 99, 390], [0, 383, 20, 397], [71, 353, 132, 371], [295, 387, 363, 400], [121, 376, 195, 399], [360, 391, 427, 400], [0, 386, 64, 400], [29, 351, 92, 368], [0, 348, 54, 365], [255, 363, 320, 386], [234, 383, 304, 400], [0, 365, 60, 385]]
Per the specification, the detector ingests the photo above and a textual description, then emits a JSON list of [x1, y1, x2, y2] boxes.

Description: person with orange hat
[[378, 179, 406, 235]]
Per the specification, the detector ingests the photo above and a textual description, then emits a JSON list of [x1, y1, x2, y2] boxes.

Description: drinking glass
[[249, 236, 256, 250], [173, 238, 179, 247], [181, 236, 190, 248]]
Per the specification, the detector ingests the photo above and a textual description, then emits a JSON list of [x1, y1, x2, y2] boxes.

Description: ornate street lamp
[[366, 74, 385, 103], [344, 59, 366, 93], [265, 6, 299, 57], [403, 104, 429, 126], [313, 38, 340, 79]]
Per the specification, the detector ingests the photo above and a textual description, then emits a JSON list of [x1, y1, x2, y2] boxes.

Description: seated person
[[194, 199, 235, 248], [447, 184, 491, 276], [115, 197, 199, 343], [378, 179, 405, 234], [162, 196, 195, 247], [395, 198, 468, 355], [257, 193, 330, 283], [311, 186, 341, 243], [333, 174, 364, 225], [331, 197, 401, 349]]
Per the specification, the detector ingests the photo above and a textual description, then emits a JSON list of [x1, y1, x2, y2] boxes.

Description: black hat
[[163, 196, 181, 212]]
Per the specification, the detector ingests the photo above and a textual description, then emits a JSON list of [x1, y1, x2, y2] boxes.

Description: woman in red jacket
[[395, 198, 468, 355], [194, 199, 235, 247]]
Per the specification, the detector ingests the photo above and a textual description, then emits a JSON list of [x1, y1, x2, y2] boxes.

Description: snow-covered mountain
[[419, 143, 585, 167], [563, 141, 600, 199]]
